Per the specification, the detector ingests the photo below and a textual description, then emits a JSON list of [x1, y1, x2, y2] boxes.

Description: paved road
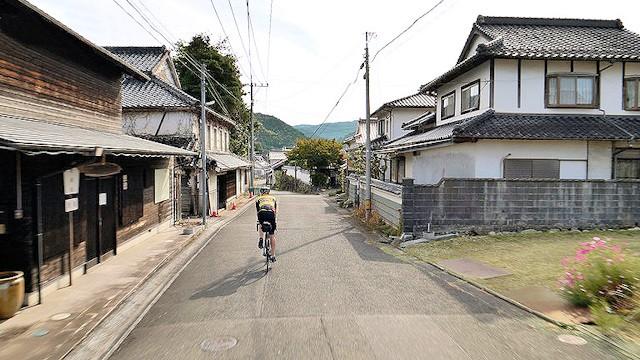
[[112, 193, 621, 359]]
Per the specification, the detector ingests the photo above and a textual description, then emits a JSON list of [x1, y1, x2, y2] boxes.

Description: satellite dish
[[77, 162, 122, 178]]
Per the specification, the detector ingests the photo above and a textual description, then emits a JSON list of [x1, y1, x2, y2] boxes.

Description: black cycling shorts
[[258, 210, 276, 234]]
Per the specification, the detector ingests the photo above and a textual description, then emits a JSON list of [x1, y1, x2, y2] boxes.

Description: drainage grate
[[200, 337, 238, 353]]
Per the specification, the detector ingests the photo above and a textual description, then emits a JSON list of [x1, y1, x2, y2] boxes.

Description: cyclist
[[256, 186, 277, 262]]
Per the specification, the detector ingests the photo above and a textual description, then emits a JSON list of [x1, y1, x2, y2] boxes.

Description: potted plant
[[0, 271, 25, 319]]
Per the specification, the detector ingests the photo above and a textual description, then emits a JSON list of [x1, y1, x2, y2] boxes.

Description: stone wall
[[402, 178, 640, 234]]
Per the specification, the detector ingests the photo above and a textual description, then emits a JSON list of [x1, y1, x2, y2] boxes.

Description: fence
[[402, 178, 640, 234], [347, 175, 402, 228]]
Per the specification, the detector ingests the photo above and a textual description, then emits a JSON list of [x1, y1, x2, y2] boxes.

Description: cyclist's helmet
[[260, 186, 271, 195]]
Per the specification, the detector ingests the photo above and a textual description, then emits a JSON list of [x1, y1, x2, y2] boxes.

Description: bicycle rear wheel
[[265, 234, 270, 273]]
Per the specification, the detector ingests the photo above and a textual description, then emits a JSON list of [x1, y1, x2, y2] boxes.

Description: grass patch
[[405, 229, 640, 293]]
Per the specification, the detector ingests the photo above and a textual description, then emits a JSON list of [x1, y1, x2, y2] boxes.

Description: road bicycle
[[258, 221, 274, 273]]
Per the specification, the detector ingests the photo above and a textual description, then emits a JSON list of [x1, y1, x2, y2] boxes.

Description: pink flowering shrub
[[560, 237, 640, 310]]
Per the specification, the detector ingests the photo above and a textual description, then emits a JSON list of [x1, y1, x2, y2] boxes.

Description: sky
[[30, 0, 640, 126]]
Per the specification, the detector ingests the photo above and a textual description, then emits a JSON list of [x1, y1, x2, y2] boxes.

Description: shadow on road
[[343, 232, 402, 264], [190, 266, 265, 299], [189, 227, 356, 299]]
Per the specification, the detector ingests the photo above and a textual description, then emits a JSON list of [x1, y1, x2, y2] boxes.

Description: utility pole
[[247, 81, 268, 194], [364, 32, 372, 220], [200, 63, 208, 225], [249, 81, 254, 193]]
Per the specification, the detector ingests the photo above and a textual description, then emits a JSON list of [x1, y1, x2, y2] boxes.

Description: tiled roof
[[379, 109, 640, 153], [372, 93, 435, 115], [0, 114, 194, 156], [121, 75, 235, 126], [122, 75, 194, 109], [379, 121, 460, 152], [421, 16, 640, 92], [105, 46, 166, 73], [454, 110, 640, 141], [401, 112, 436, 131]]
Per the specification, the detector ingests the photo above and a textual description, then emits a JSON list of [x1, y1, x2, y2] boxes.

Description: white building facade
[[381, 16, 640, 185]]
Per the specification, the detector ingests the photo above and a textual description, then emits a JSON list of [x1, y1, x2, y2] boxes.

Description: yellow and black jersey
[[256, 194, 277, 213]]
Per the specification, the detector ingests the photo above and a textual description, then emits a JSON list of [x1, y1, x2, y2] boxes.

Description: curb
[[62, 196, 255, 360]]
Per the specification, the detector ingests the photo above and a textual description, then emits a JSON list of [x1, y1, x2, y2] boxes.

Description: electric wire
[[371, 0, 445, 62], [208, 0, 250, 77]]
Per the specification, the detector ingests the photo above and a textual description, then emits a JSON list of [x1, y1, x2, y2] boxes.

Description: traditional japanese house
[[106, 46, 251, 217], [0, 0, 193, 304]]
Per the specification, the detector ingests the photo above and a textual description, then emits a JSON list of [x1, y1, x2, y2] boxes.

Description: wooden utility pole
[[364, 32, 372, 220], [200, 63, 208, 225]]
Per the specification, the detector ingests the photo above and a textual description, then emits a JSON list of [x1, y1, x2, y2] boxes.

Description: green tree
[[288, 138, 343, 186], [174, 34, 250, 156]]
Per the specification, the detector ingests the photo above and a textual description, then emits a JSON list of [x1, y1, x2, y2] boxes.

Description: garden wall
[[347, 175, 402, 227], [402, 178, 640, 234]]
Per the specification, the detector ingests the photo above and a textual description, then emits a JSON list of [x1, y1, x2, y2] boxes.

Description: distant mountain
[[294, 121, 357, 141], [255, 113, 306, 151]]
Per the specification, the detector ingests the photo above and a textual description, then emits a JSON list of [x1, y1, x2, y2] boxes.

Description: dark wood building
[[0, 0, 193, 305]]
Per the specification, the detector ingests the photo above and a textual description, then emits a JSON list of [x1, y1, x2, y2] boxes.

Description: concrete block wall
[[403, 178, 640, 234]]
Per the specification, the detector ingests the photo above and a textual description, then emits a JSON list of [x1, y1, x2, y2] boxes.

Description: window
[[441, 91, 455, 119], [391, 156, 406, 183], [461, 80, 480, 113], [615, 159, 640, 179], [378, 120, 385, 136], [546, 74, 597, 107], [624, 77, 640, 110], [504, 159, 560, 179]]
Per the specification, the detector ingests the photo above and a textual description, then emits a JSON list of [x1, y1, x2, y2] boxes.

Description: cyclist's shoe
[[258, 238, 263, 249], [270, 256, 276, 262]]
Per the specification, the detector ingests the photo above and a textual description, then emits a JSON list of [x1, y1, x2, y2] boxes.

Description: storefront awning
[[0, 115, 195, 157], [207, 151, 251, 171]]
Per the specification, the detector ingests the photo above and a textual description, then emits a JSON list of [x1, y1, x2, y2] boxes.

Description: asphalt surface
[[111, 193, 623, 359]]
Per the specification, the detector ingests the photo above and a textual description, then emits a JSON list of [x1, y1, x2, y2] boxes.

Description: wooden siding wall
[[0, 31, 123, 133], [116, 157, 173, 244]]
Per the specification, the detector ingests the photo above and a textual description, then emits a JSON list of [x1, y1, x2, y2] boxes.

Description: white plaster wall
[[123, 111, 194, 136], [588, 141, 613, 179], [436, 60, 491, 126], [493, 59, 519, 112], [494, 60, 640, 115], [404, 139, 613, 184], [462, 34, 490, 60], [390, 108, 430, 140], [408, 144, 476, 184], [208, 171, 217, 212]]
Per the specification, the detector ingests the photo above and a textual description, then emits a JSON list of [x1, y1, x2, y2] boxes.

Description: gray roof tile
[[105, 46, 166, 73], [422, 16, 640, 92], [373, 93, 435, 116], [122, 75, 194, 109]]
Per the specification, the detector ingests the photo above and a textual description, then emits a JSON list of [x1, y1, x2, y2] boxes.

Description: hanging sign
[[63, 168, 80, 195], [65, 198, 78, 212], [99, 193, 107, 205]]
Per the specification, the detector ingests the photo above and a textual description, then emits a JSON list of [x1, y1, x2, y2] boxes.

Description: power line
[[112, 0, 237, 119], [264, 0, 274, 111], [227, 0, 255, 81], [248, 14, 267, 82], [208, 0, 249, 77], [311, 64, 364, 138], [371, 0, 445, 62]]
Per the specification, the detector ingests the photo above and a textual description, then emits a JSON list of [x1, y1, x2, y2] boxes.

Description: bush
[[353, 208, 401, 237], [560, 237, 640, 311], [273, 172, 313, 194]]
